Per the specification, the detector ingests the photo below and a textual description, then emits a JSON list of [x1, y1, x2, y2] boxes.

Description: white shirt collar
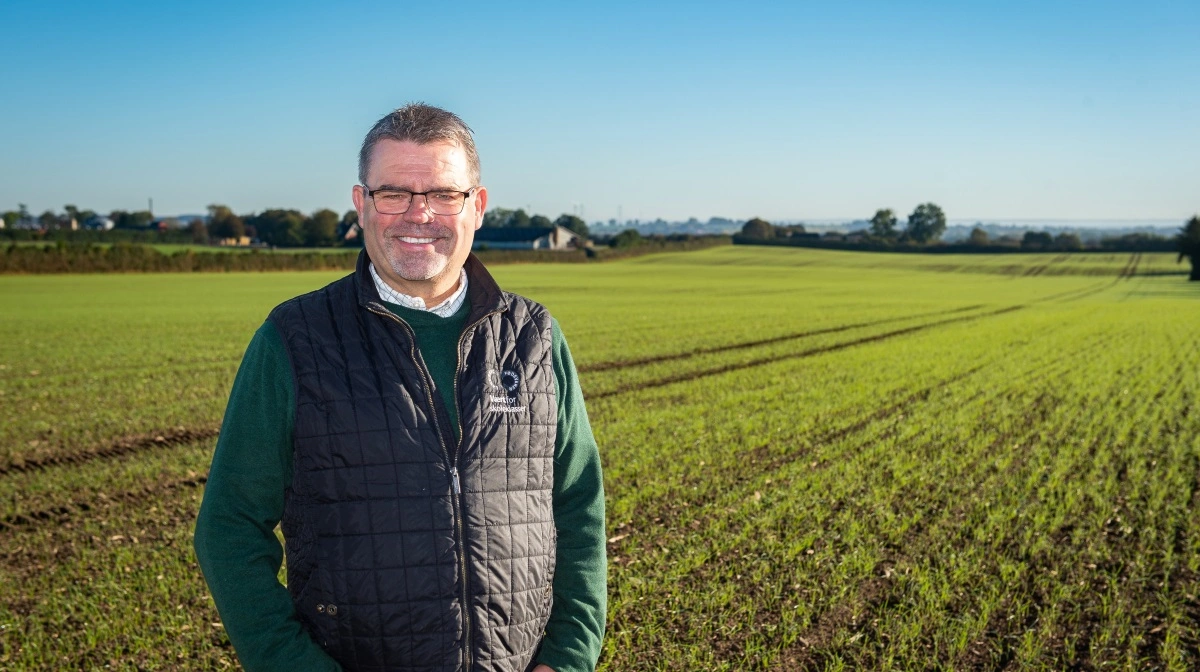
[[369, 264, 468, 318]]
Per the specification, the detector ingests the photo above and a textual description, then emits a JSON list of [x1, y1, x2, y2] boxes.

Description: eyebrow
[[371, 184, 465, 192]]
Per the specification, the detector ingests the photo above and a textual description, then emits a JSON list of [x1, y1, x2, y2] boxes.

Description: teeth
[[398, 236, 436, 244]]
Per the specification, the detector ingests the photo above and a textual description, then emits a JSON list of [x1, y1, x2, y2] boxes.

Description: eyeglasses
[[363, 186, 477, 216]]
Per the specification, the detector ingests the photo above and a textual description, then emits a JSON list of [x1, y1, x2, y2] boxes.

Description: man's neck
[[370, 264, 468, 315]]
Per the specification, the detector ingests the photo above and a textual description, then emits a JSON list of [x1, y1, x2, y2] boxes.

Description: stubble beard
[[381, 231, 454, 283]]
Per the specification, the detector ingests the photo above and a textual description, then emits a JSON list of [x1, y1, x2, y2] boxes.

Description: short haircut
[[358, 103, 481, 186]]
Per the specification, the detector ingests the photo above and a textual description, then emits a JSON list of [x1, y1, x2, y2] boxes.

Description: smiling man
[[194, 103, 607, 672]]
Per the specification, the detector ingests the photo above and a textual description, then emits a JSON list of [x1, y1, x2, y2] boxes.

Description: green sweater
[[194, 298, 606, 672]]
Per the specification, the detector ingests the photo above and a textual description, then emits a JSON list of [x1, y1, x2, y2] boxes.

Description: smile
[[397, 236, 438, 244]]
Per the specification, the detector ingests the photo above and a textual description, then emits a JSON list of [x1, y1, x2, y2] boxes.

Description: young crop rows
[[0, 248, 1196, 670]]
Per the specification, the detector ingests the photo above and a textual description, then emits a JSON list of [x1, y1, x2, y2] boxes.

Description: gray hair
[[358, 103, 480, 186]]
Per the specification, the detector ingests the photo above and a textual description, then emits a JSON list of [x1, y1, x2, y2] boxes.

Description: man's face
[[352, 139, 487, 300]]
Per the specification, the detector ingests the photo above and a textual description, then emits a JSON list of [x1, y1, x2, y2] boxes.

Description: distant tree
[[64, 204, 80, 226], [2, 211, 18, 228], [1178, 215, 1200, 281], [869, 208, 898, 239], [1052, 232, 1083, 251], [1021, 231, 1053, 250], [109, 209, 154, 229], [741, 217, 773, 239], [250, 209, 306, 247], [530, 215, 553, 229], [508, 209, 531, 228], [968, 227, 989, 246], [38, 210, 58, 229], [1099, 233, 1173, 252], [188, 219, 209, 244], [554, 214, 589, 238], [304, 209, 340, 247], [611, 229, 643, 248], [131, 210, 154, 228], [482, 207, 513, 228], [208, 204, 245, 240], [904, 203, 946, 244]]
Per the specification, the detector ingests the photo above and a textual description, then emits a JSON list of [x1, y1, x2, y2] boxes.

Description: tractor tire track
[[609, 337, 1096, 669], [768, 371, 1086, 671], [0, 473, 208, 534], [589, 305, 1024, 401], [0, 426, 219, 478], [578, 304, 986, 374], [1035, 281, 1109, 303], [626, 374, 1072, 671]]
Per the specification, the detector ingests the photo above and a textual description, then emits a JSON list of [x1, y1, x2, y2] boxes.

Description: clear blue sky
[[2, 0, 1197, 224]]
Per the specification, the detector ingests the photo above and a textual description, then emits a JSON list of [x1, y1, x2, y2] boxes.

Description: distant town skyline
[[2, 1, 1197, 223]]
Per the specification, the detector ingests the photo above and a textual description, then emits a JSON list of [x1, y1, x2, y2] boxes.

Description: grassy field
[[1, 247, 1197, 670]]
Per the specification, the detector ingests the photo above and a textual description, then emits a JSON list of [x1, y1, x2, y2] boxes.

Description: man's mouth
[[397, 236, 438, 244]]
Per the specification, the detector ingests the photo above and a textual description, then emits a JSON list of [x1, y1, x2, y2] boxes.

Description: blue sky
[[2, 0, 1197, 224]]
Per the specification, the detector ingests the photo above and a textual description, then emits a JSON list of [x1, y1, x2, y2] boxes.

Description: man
[[194, 103, 606, 672]]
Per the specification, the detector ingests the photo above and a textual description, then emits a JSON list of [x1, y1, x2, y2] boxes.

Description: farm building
[[83, 215, 115, 231], [473, 225, 582, 251]]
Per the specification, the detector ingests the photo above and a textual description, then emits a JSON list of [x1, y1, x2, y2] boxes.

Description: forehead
[[366, 139, 470, 187]]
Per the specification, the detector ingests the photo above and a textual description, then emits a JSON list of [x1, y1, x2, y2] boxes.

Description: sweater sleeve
[[536, 319, 607, 672], [193, 321, 342, 672]]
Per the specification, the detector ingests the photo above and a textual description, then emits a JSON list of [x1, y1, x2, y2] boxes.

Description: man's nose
[[402, 194, 435, 223]]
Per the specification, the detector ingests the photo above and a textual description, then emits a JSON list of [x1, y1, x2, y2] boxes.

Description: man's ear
[[351, 184, 366, 220], [472, 186, 488, 231]]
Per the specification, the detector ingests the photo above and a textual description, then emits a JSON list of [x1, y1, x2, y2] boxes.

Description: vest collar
[[355, 249, 508, 321]]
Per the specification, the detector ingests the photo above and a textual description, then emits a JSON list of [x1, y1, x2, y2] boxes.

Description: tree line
[[200, 205, 361, 248], [740, 203, 950, 245], [5, 203, 597, 248], [738, 209, 1200, 280], [2, 203, 364, 249], [481, 208, 589, 238]]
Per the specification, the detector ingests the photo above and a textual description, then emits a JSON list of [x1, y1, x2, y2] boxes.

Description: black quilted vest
[[269, 251, 557, 672]]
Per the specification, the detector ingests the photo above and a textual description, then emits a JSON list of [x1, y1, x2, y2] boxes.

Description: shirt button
[[316, 604, 325, 613], [327, 604, 338, 616]]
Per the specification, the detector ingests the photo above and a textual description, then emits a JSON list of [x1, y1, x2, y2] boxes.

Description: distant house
[[473, 225, 581, 251], [83, 215, 115, 231], [218, 236, 252, 247]]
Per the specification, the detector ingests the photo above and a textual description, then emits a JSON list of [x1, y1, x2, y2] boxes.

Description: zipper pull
[[450, 467, 461, 494]]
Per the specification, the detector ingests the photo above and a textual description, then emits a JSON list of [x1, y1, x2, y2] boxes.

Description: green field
[[1, 247, 1197, 670]]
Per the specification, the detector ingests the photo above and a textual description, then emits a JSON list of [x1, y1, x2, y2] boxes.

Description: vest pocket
[[295, 568, 340, 657]]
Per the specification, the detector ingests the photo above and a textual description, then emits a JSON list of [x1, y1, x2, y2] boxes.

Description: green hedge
[[1, 237, 733, 274]]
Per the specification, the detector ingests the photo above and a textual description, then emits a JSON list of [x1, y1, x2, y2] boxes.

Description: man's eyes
[[376, 191, 458, 201]]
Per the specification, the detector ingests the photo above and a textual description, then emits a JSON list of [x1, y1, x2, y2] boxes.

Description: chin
[[391, 258, 449, 283]]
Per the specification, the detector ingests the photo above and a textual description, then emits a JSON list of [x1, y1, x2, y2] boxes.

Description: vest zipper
[[365, 302, 474, 670], [450, 309, 501, 672]]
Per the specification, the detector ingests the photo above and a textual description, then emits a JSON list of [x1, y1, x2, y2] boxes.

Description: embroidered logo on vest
[[485, 365, 526, 413]]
